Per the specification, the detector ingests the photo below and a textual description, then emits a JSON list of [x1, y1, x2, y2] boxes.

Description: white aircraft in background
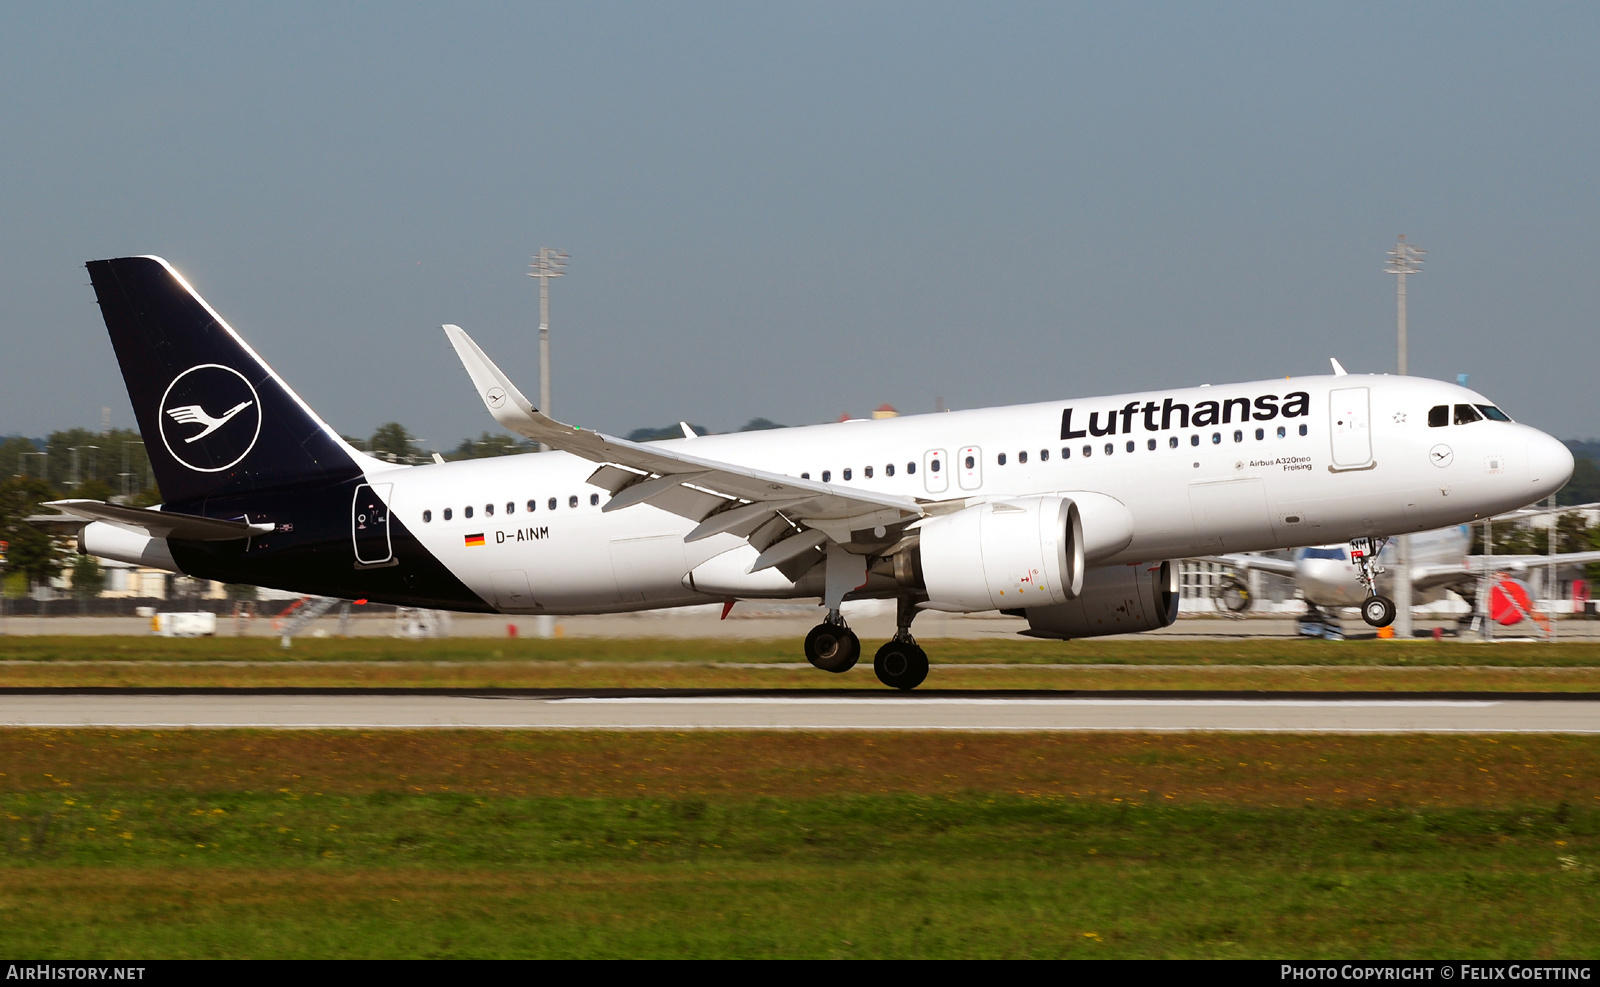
[[1206, 504, 1600, 637], [50, 256, 1576, 688]]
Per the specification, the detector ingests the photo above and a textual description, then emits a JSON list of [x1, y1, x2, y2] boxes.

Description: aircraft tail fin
[[86, 256, 374, 506]]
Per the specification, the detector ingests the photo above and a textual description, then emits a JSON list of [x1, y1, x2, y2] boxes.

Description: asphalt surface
[[2, 689, 1597, 732]]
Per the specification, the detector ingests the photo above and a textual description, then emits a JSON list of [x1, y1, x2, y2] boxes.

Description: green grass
[[1, 730, 1598, 957], [3, 793, 1596, 957], [4, 634, 1600, 665]]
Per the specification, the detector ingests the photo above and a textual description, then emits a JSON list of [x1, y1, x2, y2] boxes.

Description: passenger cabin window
[[506, 502, 515, 514], [1082, 445, 1092, 457], [1276, 426, 1286, 438], [569, 495, 578, 508], [864, 466, 874, 478], [1061, 447, 1071, 459], [1233, 430, 1243, 443], [885, 464, 895, 477], [1454, 404, 1482, 425], [422, 510, 432, 523], [1169, 436, 1179, 448], [1428, 405, 1449, 427], [1125, 441, 1134, 453], [965, 455, 975, 469], [1040, 449, 1049, 461], [527, 499, 537, 512], [822, 470, 831, 482], [997, 453, 1007, 466], [1212, 433, 1221, 444], [801, 473, 810, 479], [485, 503, 494, 516], [465, 506, 474, 518], [1018, 451, 1028, 464], [1298, 424, 1308, 436], [590, 493, 600, 506], [1478, 405, 1512, 422], [443, 508, 453, 521], [907, 462, 916, 474], [1190, 435, 1200, 446], [548, 498, 557, 511], [1255, 428, 1264, 440], [842, 468, 852, 481], [929, 460, 939, 473], [1104, 443, 1114, 456]]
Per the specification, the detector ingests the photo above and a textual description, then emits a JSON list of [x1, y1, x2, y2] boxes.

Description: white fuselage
[[1293, 525, 1473, 608], [360, 373, 1569, 614]]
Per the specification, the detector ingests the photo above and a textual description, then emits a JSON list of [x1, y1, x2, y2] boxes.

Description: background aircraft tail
[[86, 256, 370, 507]]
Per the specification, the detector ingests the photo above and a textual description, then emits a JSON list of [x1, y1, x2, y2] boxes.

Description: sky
[[2, 3, 1597, 448]]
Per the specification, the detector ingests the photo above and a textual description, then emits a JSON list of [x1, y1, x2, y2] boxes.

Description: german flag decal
[[464, 533, 486, 547]]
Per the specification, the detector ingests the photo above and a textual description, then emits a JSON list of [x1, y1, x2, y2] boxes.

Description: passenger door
[[351, 483, 393, 566], [1329, 387, 1373, 470]]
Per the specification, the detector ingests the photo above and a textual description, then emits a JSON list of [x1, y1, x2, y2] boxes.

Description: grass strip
[[4, 636, 1600, 666]]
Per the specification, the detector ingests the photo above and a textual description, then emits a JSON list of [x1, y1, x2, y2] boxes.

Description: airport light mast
[[527, 248, 568, 452], [1386, 235, 1424, 640]]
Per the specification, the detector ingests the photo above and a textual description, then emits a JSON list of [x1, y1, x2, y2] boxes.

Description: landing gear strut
[[1349, 536, 1397, 628], [873, 597, 929, 691]]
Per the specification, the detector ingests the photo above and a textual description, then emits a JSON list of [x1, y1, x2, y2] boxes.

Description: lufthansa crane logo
[[158, 364, 262, 472]]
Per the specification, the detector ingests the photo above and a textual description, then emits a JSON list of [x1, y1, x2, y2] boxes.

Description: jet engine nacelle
[[78, 521, 179, 572], [1019, 561, 1180, 639], [917, 496, 1085, 613]]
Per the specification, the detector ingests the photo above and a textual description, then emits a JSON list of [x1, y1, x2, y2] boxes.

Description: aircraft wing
[[444, 325, 928, 563], [36, 500, 275, 542], [1192, 554, 1300, 579], [1467, 551, 1600, 574]]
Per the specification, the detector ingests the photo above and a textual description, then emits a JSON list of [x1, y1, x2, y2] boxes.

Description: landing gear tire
[[1361, 595, 1397, 628], [1216, 575, 1252, 614], [805, 623, 860, 673], [874, 640, 929, 691]]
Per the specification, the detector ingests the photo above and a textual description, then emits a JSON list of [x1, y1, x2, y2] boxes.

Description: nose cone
[[1528, 432, 1575, 499]]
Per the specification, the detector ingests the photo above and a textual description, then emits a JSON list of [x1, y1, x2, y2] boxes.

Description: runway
[[2, 690, 1598, 732]]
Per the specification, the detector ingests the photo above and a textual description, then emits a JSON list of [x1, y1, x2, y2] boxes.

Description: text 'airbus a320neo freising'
[[51, 256, 1574, 688]]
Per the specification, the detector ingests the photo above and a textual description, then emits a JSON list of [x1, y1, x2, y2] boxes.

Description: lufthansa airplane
[[47, 256, 1575, 688]]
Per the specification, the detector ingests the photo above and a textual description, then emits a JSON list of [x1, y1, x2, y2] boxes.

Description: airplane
[[41, 256, 1575, 688], [1205, 509, 1600, 638]]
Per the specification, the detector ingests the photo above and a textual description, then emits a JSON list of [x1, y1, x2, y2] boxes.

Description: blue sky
[[3, 3, 1597, 446]]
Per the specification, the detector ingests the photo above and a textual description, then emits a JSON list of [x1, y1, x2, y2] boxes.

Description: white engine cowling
[[1019, 561, 1180, 639], [78, 521, 179, 572], [918, 497, 1084, 613]]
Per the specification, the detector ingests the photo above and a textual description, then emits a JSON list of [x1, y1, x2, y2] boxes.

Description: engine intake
[[916, 497, 1084, 613]]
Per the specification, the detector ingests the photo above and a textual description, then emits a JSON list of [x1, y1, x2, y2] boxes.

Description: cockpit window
[[1476, 404, 1512, 422], [1428, 405, 1449, 427], [1453, 404, 1483, 425], [1301, 547, 1347, 561]]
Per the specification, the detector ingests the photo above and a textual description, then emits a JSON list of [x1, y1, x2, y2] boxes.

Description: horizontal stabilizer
[[39, 500, 274, 542]]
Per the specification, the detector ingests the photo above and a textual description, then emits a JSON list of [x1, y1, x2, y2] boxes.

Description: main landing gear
[[804, 613, 860, 673], [1349, 536, 1398, 628], [873, 596, 928, 691], [1297, 604, 1345, 640], [801, 596, 929, 690]]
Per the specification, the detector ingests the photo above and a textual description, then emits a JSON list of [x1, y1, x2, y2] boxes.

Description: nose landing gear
[[1349, 536, 1398, 628]]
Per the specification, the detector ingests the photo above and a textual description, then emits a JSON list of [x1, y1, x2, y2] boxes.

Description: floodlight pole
[[527, 248, 568, 452], [1386, 235, 1424, 640]]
